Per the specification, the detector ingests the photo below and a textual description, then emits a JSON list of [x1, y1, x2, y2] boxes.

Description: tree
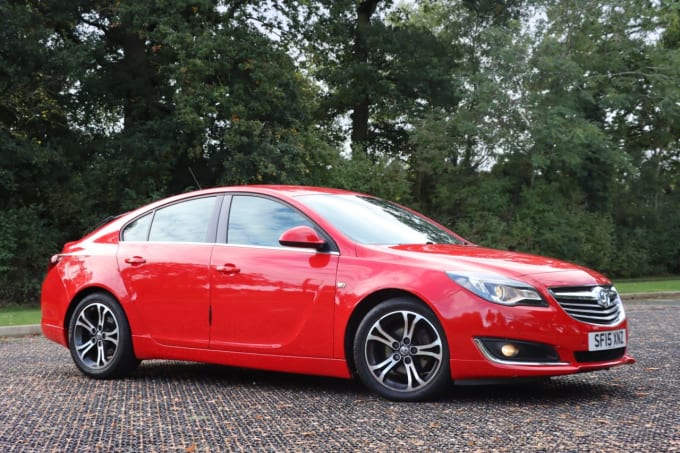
[[0, 1, 88, 304], [0, 0, 336, 305], [40, 1, 334, 208], [404, 0, 532, 213], [302, 0, 459, 154]]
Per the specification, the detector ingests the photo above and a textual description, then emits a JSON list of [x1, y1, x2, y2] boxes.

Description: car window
[[227, 195, 314, 247], [148, 196, 216, 243], [122, 213, 152, 241], [297, 194, 462, 245]]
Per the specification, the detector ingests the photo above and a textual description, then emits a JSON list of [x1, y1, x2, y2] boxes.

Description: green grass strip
[[614, 279, 680, 294], [0, 306, 41, 327]]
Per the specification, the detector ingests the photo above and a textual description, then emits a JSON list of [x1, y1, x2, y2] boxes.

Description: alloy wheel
[[73, 302, 120, 370], [363, 309, 444, 394]]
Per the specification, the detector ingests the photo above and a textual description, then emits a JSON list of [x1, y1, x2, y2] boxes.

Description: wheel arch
[[344, 288, 431, 376]]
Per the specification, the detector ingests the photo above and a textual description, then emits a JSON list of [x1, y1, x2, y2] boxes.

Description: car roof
[[178, 185, 361, 198], [120, 185, 361, 220]]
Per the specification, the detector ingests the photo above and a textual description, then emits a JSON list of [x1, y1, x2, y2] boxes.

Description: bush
[[0, 206, 59, 307]]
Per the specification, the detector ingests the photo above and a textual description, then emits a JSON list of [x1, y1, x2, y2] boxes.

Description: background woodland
[[2, 0, 679, 305]]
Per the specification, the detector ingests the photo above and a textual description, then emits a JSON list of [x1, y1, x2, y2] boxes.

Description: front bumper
[[441, 290, 635, 381], [450, 354, 635, 380]]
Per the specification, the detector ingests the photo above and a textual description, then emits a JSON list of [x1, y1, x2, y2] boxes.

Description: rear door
[[117, 195, 221, 348]]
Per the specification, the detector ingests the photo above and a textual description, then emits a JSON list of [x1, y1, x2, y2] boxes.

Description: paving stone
[[0, 299, 678, 452]]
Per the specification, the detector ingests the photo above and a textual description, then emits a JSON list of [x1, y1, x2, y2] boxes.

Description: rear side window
[[147, 196, 217, 243]]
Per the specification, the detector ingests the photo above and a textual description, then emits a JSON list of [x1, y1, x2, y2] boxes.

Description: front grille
[[574, 348, 626, 363], [550, 286, 623, 326]]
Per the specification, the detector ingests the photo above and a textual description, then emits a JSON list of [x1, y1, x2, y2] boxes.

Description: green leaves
[[303, 0, 459, 152], [1, 0, 679, 305]]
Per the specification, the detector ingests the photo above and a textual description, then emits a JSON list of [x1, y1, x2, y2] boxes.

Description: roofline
[[173, 184, 363, 198]]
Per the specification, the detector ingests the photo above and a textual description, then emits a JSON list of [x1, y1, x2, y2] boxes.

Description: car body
[[41, 185, 634, 401]]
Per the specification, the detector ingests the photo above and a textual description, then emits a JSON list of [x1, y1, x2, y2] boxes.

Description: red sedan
[[41, 186, 634, 401]]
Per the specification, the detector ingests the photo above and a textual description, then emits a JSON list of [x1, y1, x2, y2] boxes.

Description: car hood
[[370, 244, 609, 287]]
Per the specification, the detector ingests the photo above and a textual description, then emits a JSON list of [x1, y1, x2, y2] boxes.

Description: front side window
[[148, 196, 216, 243], [227, 196, 313, 247], [122, 213, 152, 241]]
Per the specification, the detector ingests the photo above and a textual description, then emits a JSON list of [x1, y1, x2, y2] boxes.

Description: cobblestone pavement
[[1, 300, 678, 452]]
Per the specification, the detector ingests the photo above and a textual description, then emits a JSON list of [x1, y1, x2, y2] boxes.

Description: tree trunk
[[351, 0, 380, 151]]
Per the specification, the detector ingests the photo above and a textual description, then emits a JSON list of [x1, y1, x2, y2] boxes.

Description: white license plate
[[588, 329, 626, 351]]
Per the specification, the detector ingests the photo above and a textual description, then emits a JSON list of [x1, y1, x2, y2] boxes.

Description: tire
[[353, 298, 450, 401], [68, 293, 138, 379]]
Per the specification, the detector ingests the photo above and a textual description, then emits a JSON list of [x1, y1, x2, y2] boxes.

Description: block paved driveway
[[1, 299, 678, 452]]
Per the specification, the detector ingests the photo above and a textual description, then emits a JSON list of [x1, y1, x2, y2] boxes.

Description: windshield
[[297, 194, 463, 245]]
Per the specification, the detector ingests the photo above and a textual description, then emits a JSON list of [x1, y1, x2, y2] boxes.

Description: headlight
[[447, 272, 548, 307]]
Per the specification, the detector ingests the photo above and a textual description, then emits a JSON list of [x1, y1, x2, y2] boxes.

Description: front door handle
[[124, 256, 146, 265], [216, 263, 240, 275]]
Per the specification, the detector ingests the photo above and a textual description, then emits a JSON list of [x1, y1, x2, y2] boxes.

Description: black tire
[[68, 293, 138, 379], [353, 298, 450, 401]]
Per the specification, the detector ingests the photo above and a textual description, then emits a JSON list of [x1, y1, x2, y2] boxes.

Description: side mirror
[[279, 226, 327, 250]]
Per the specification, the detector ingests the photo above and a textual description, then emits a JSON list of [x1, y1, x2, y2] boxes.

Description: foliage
[[405, 0, 680, 278], [301, 0, 460, 153], [1, 0, 679, 305], [1, 0, 333, 305]]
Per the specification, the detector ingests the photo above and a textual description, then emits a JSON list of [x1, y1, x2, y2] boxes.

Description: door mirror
[[279, 226, 327, 250]]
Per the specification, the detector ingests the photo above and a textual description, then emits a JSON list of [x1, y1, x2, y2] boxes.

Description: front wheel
[[68, 293, 138, 379], [353, 298, 450, 401]]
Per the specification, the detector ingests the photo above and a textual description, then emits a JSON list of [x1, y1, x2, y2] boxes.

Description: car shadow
[[129, 360, 366, 396], [441, 376, 637, 404], [127, 360, 636, 404]]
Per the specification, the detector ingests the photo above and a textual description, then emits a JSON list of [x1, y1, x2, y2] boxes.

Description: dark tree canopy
[[1, 0, 679, 305]]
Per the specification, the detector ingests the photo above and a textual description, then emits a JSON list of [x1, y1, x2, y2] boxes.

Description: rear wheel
[[353, 298, 450, 401], [68, 293, 138, 378]]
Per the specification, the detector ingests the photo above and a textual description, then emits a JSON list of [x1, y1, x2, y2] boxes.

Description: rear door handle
[[216, 264, 240, 275], [124, 256, 147, 265]]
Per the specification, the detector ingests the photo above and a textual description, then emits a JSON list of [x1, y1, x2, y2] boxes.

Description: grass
[[0, 306, 41, 327], [614, 278, 680, 294], [0, 277, 678, 327]]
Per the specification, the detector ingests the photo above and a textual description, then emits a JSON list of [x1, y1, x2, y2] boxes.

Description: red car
[[41, 185, 634, 401]]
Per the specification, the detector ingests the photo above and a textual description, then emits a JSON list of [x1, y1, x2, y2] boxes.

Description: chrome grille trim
[[550, 286, 624, 326]]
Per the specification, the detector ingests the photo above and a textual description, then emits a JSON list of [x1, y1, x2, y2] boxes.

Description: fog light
[[501, 343, 520, 358], [476, 338, 560, 363]]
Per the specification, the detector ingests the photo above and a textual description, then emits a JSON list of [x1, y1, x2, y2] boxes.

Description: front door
[[209, 195, 338, 357]]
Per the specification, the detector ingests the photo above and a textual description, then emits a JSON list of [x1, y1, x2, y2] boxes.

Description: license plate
[[588, 329, 626, 351]]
